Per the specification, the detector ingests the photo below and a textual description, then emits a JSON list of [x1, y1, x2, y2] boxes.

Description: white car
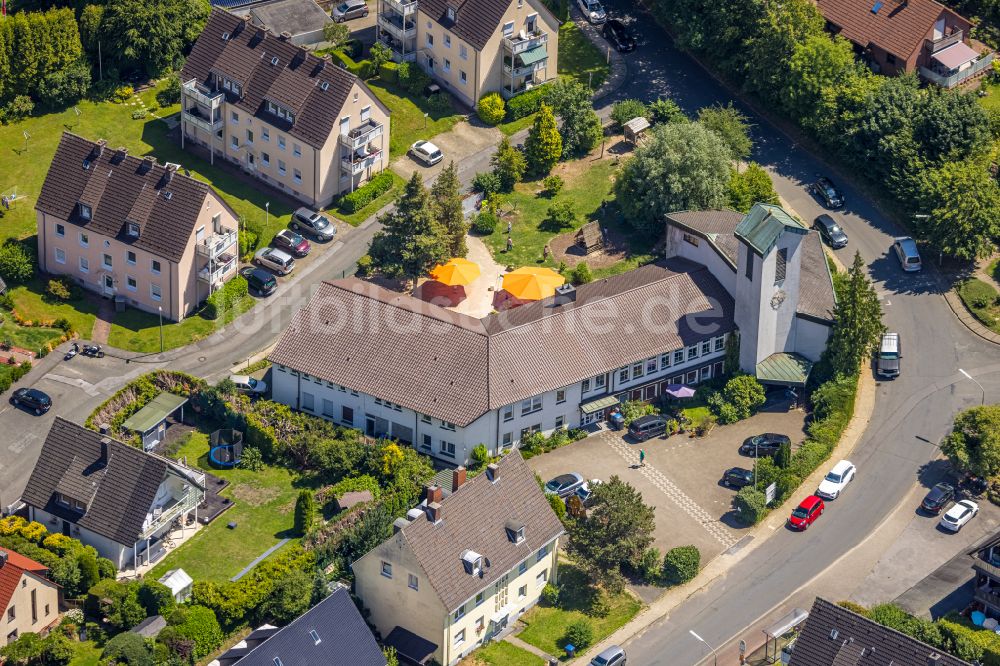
[[940, 499, 979, 532], [410, 140, 443, 166], [254, 247, 295, 276], [577, 0, 606, 23], [229, 375, 268, 395], [816, 460, 856, 499]]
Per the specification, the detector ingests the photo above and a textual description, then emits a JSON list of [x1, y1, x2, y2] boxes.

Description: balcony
[[183, 106, 223, 133], [919, 51, 994, 88], [195, 229, 237, 259], [198, 253, 236, 283], [378, 13, 416, 40], [926, 29, 964, 54], [503, 30, 548, 55], [500, 81, 539, 99], [383, 0, 417, 15], [140, 489, 202, 540], [182, 79, 223, 109], [340, 120, 384, 152], [503, 59, 547, 78], [341, 147, 384, 174]]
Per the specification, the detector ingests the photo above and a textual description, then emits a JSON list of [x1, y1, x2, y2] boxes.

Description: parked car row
[[920, 482, 981, 532], [788, 459, 856, 530], [247, 208, 334, 297]]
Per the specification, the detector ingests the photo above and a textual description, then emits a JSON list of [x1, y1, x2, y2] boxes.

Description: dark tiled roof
[[270, 259, 734, 425], [383, 626, 437, 664], [20, 418, 168, 546], [798, 232, 836, 322], [419, 0, 512, 51], [130, 615, 166, 637], [182, 8, 360, 149], [389, 452, 564, 611], [789, 598, 971, 666], [227, 587, 386, 666], [249, 0, 332, 37], [816, 0, 961, 60], [36, 133, 211, 264]]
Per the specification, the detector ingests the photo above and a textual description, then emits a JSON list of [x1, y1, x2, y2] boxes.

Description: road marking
[[43, 374, 101, 397], [601, 432, 739, 548]]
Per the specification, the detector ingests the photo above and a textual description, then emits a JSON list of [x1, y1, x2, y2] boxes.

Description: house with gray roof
[[353, 451, 563, 666], [36, 133, 241, 321], [247, 0, 333, 47], [180, 8, 391, 208], [20, 418, 206, 572]]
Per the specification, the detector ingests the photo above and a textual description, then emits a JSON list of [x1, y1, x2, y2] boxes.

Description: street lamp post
[[265, 201, 270, 230], [690, 630, 718, 666], [959, 368, 986, 406], [158, 306, 164, 354]]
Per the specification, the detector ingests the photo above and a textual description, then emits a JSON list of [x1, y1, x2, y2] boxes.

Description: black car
[[242, 266, 278, 296], [921, 483, 955, 514], [811, 176, 844, 208], [10, 387, 52, 415], [602, 19, 636, 52], [739, 433, 791, 457], [813, 214, 848, 249], [723, 467, 755, 488], [628, 414, 668, 441]]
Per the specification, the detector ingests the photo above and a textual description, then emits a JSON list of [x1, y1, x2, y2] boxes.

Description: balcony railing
[[919, 52, 994, 88], [378, 14, 416, 39], [503, 31, 548, 55], [504, 59, 547, 77], [183, 108, 224, 133], [198, 253, 236, 283], [140, 489, 202, 540], [195, 229, 237, 259], [383, 0, 417, 15], [926, 29, 964, 54], [500, 82, 539, 99], [341, 148, 384, 174], [182, 79, 223, 109], [340, 120, 384, 151]]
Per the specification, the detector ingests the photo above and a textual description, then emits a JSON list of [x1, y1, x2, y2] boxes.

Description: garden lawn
[[148, 431, 306, 584], [0, 315, 62, 352], [333, 170, 407, 226], [107, 295, 255, 353], [516, 564, 642, 659], [69, 641, 103, 666], [367, 80, 464, 157], [558, 22, 609, 90], [979, 80, 1000, 114], [482, 159, 655, 277], [8, 278, 99, 338], [680, 405, 712, 424], [957, 277, 1000, 334], [465, 641, 546, 666]]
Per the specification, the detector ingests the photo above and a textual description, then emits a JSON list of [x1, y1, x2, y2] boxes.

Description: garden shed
[[121, 392, 188, 451], [158, 567, 194, 603], [623, 116, 650, 145], [575, 221, 604, 255]]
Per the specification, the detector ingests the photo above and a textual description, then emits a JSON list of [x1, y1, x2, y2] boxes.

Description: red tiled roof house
[[0, 547, 60, 646]]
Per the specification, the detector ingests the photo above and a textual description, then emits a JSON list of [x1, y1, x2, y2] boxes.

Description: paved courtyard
[[527, 405, 808, 562]]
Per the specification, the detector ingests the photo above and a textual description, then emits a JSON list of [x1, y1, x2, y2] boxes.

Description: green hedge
[[204, 276, 249, 320], [338, 171, 395, 214], [0, 361, 31, 395], [662, 545, 700, 585], [505, 84, 552, 121], [378, 61, 399, 83]]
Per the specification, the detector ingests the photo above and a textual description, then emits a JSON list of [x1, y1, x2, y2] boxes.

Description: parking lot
[[528, 405, 808, 562]]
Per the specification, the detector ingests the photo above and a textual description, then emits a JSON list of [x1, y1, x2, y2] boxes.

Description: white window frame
[[102, 253, 112, 269], [293, 143, 302, 157], [460, 44, 468, 60], [150, 284, 162, 301], [520, 395, 542, 416], [55, 224, 65, 238], [503, 405, 514, 422], [262, 127, 270, 142], [503, 21, 514, 35], [293, 168, 302, 184], [408, 574, 418, 590], [54, 248, 66, 264], [79, 257, 89, 273], [381, 561, 392, 578], [126, 276, 137, 292], [79, 232, 89, 248]]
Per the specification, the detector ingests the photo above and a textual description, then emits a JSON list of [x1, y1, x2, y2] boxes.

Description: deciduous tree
[[726, 163, 778, 212], [784, 34, 857, 123], [524, 102, 562, 175], [99, 0, 211, 77], [941, 405, 1000, 479], [546, 79, 603, 156], [491, 137, 526, 191], [697, 103, 752, 161], [919, 158, 1000, 261]]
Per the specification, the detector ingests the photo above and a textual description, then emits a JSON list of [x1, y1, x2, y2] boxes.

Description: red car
[[271, 229, 311, 257], [789, 495, 825, 530]]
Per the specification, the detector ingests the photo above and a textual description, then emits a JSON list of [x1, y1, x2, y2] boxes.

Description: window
[[440, 440, 456, 457], [661, 353, 671, 368], [536, 544, 549, 562], [536, 569, 548, 587], [619, 368, 629, 383], [262, 152, 270, 167], [103, 253, 112, 269], [715, 335, 726, 351], [686, 370, 698, 383], [442, 421, 457, 431], [426, 34, 434, 47], [293, 168, 302, 184], [454, 629, 466, 647], [556, 389, 566, 404], [683, 233, 699, 247], [381, 561, 392, 578], [262, 127, 270, 142], [342, 406, 354, 425], [518, 585, 527, 599], [278, 160, 286, 176], [554, 415, 564, 429], [79, 203, 92, 220], [502, 432, 512, 447], [503, 21, 514, 35], [518, 560, 527, 575], [701, 340, 711, 355], [79, 232, 89, 247], [596, 374, 606, 389], [503, 404, 514, 422], [420, 413, 432, 424], [6, 630, 15, 642], [55, 224, 65, 237], [674, 350, 684, 364], [687, 345, 698, 360], [745, 246, 754, 279], [775, 247, 787, 284], [246, 129, 254, 144], [55, 248, 65, 264], [453, 605, 466, 621], [521, 396, 542, 415], [421, 434, 432, 450], [79, 257, 89, 273], [44, 604, 48, 617], [278, 135, 286, 151], [126, 250, 136, 265], [151, 260, 161, 275], [150, 284, 161, 301], [647, 358, 657, 373], [444, 34, 451, 48], [301, 392, 314, 411], [408, 574, 419, 590], [230, 135, 238, 149], [886, 52, 897, 65], [520, 424, 540, 439], [460, 45, 468, 59], [30, 589, 35, 623], [231, 111, 239, 123], [632, 362, 644, 378], [290, 143, 301, 158], [321, 399, 334, 418], [7, 607, 13, 621], [361, 105, 371, 121], [126, 276, 136, 291], [127, 222, 139, 237], [443, 59, 451, 72]]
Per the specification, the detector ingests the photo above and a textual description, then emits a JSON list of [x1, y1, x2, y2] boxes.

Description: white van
[[876, 332, 900, 378]]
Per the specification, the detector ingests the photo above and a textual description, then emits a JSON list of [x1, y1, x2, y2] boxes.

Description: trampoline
[[209, 428, 244, 469]]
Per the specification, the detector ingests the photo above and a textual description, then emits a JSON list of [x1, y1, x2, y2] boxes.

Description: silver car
[[254, 247, 296, 275], [229, 375, 268, 395], [892, 236, 922, 272], [292, 207, 337, 241], [591, 645, 626, 666], [332, 0, 368, 21], [577, 0, 607, 23]]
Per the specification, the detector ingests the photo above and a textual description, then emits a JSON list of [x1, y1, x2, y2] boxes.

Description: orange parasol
[[429, 258, 481, 286], [501, 266, 566, 301]]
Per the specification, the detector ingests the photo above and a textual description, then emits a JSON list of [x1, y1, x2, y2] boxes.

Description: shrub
[[547, 492, 567, 521], [238, 446, 264, 471], [470, 211, 499, 235], [570, 261, 593, 285], [294, 490, 316, 535], [472, 171, 502, 196], [43, 632, 74, 665], [102, 631, 153, 666], [378, 61, 399, 83], [1, 95, 34, 123], [611, 98, 648, 129], [648, 98, 687, 124], [564, 619, 594, 650], [542, 201, 577, 231], [163, 605, 223, 660], [639, 547, 662, 584], [0, 241, 35, 284], [97, 557, 117, 580], [541, 582, 560, 606], [426, 92, 452, 113], [542, 174, 564, 196], [112, 85, 134, 103], [157, 76, 182, 106], [239, 229, 259, 258], [53, 317, 72, 333], [477, 93, 506, 125], [837, 600, 869, 615], [339, 171, 395, 213], [138, 580, 176, 616], [355, 254, 374, 277], [734, 487, 767, 525], [398, 62, 431, 94], [775, 441, 792, 469], [620, 400, 654, 426], [47, 278, 78, 301], [77, 551, 100, 593], [588, 588, 612, 618], [505, 83, 551, 120], [662, 545, 700, 585], [710, 375, 766, 423], [203, 275, 249, 320], [131, 109, 148, 120]]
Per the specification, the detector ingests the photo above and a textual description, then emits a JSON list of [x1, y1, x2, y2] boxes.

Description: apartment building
[[353, 452, 564, 666], [0, 548, 61, 646], [180, 8, 391, 208], [377, 0, 560, 106], [36, 133, 240, 322]]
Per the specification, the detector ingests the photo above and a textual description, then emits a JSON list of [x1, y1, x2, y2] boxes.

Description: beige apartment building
[[0, 547, 61, 646], [181, 8, 391, 209], [377, 0, 560, 106], [36, 133, 240, 322], [353, 453, 564, 666]]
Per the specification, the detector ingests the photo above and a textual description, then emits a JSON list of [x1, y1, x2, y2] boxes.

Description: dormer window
[[220, 77, 242, 96], [266, 101, 294, 123], [447, 7, 455, 20], [56, 494, 86, 512], [505, 520, 525, 544], [461, 549, 483, 575], [127, 222, 140, 238], [79, 203, 92, 221]]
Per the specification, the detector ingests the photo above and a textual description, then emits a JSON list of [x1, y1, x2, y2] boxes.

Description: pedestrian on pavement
[[639, 449, 646, 467], [543, 245, 550, 261], [506, 236, 513, 252]]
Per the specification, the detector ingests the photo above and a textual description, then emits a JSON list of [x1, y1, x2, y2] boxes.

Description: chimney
[[927, 655, 942, 666], [100, 437, 111, 461], [393, 517, 410, 534], [279, 31, 292, 40], [452, 466, 467, 492], [140, 156, 155, 174], [426, 501, 442, 522], [114, 146, 128, 161], [98, 423, 110, 435], [553, 283, 577, 306], [0, 552, 7, 568], [486, 463, 499, 482], [95, 139, 107, 156], [426, 485, 443, 504]]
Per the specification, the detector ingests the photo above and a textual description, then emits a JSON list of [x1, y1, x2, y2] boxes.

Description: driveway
[[527, 405, 807, 563], [391, 121, 502, 182]]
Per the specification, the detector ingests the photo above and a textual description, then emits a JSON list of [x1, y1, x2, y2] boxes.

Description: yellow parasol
[[501, 266, 566, 301], [429, 258, 481, 286]]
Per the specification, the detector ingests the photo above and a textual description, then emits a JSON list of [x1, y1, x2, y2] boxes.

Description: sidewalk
[[570, 11, 630, 104], [943, 288, 1000, 346], [504, 634, 557, 663], [573, 369, 878, 664]]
